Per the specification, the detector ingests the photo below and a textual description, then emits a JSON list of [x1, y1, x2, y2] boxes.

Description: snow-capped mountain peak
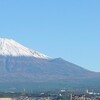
[[0, 38, 49, 59]]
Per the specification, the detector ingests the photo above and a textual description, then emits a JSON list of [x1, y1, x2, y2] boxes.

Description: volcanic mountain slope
[[0, 38, 100, 91], [0, 38, 49, 58]]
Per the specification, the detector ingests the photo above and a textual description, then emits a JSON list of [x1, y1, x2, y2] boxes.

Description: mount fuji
[[0, 38, 100, 92], [0, 38, 49, 58]]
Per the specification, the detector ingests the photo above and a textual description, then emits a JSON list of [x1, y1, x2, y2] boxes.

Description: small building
[[0, 98, 13, 100]]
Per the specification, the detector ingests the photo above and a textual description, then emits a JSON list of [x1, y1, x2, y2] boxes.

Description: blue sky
[[0, 0, 100, 71]]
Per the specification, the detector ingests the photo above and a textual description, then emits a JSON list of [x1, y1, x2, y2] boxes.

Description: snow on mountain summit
[[0, 38, 49, 59]]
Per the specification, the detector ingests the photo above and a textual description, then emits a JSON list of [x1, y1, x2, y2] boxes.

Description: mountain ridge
[[0, 38, 100, 91]]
